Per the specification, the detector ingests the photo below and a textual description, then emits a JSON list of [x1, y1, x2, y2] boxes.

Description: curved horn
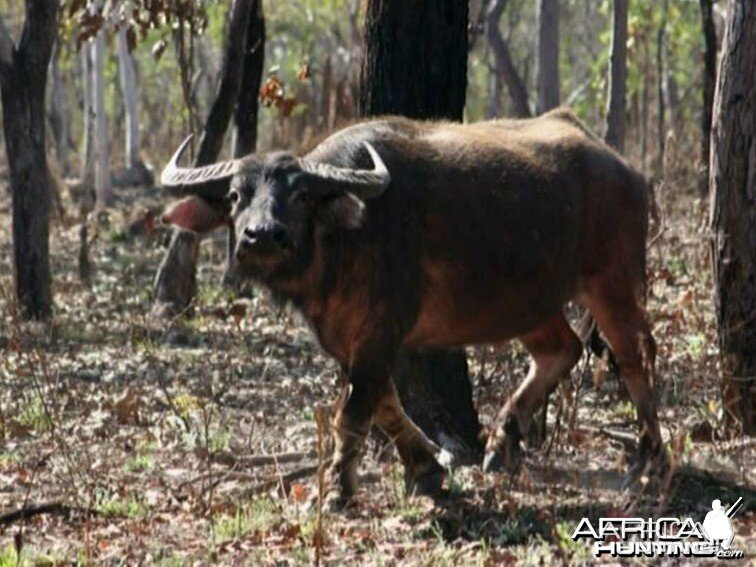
[[161, 135, 244, 197], [300, 142, 391, 199]]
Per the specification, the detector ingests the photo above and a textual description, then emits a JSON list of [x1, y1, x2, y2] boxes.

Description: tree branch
[[486, 0, 531, 117]]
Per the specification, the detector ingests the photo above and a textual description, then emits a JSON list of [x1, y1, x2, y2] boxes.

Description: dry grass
[[0, 178, 754, 565]]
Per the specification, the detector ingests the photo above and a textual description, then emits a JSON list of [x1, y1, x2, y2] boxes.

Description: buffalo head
[[160, 137, 391, 278]]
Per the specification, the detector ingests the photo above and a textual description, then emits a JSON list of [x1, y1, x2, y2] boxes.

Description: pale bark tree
[[708, 0, 755, 436], [0, 0, 59, 319], [536, 0, 559, 114], [604, 0, 628, 152], [49, 42, 70, 174], [80, 44, 94, 182], [116, 27, 151, 185], [486, 0, 531, 117], [92, 18, 112, 206]]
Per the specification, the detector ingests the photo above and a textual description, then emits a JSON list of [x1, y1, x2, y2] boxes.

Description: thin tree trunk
[[699, 0, 717, 197], [485, 64, 503, 119], [656, 0, 669, 178], [80, 45, 94, 183], [0, 1, 59, 320], [708, 0, 756, 436], [195, 0, 253, 165], [604, 0, 628, 152], [536, 0, 560, 114], [116, 27, 151, 186], [485, 0, 531, 118], [640, 35, 650, 175], [360, 0, 483, 465], [49, 42, 70, 174], [231, 0, 264, 158], [92, 20, 112, 206], [226, 0, 265, 289], [153, 0, 255, 317]]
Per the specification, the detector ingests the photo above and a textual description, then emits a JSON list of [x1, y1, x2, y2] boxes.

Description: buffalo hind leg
[[484, 313, 583, 473], [373, 383, 445, 498], [581, 290, 666, 482]]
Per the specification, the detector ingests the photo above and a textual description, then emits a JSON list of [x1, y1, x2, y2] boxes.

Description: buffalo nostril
[[243, 227, 258, 242]]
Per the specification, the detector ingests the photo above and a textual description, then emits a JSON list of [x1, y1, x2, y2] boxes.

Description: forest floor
[[0, 181, 754, 566]]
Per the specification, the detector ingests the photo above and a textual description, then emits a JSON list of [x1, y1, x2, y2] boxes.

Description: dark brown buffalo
[[160, 108, 664, 509]]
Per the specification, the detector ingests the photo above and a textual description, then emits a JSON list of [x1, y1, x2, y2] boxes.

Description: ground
[[0, 183, 754, 565]]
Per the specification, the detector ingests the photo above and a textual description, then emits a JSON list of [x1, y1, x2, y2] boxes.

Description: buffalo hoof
[[321, 491, 355, 513], [305, 486, 356, 514], [406, 463, 445, 498], [623, 446, 670, 491]]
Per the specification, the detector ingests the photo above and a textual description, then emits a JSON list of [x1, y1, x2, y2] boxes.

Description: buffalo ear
[[161, 196, 230, 233], [320, 193, 365, 230]]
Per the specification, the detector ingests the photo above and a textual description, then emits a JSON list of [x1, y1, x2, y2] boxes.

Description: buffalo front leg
[[325, 346, 400, 510], [326, 381, 376, 510], [484, 314, 583, 473], [373, 383, 445, 498]]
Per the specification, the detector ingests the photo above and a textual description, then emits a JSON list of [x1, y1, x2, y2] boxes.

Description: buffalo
[[160, 108, 664, 509]]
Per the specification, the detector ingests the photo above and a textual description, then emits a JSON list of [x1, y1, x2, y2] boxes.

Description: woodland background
[[0, 0, 754, 564]]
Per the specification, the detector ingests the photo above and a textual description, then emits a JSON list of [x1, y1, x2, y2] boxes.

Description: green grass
[[95, 489, 148, 519], [126, 441, 156, 472], [0, 545, 18, 567], [18, 396, 53, 433], [0, 544, 71, 567], [214, 498, 281, 543]]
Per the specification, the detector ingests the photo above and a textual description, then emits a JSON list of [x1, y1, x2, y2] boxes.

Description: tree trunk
[[656, 0, 669, 178], [227, 0, 265, 289], [153, 0, 255, 317], [0, 1, 59, 320], [92, 18, 112, 206], [360, 0, 467, 121], [699, 0, 717, 197], [116, 27, 151, 186], [708, 0, 756, 436], [360, 0, 483, 465], [536, 0, 560, 114], [195, 0, 253, 165], [485, 64, 503, 119], [485, 0, 531, 118], [49, 42, 70, 175], [80, 45, 94, 183], [604, 0, 628, 152], [231, 0, 265, 158]]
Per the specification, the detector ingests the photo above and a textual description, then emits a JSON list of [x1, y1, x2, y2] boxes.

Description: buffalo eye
[[292, 188, 312, 205], [227, 189, 240, 204]]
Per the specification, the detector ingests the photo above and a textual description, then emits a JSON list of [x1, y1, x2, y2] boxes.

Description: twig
[[210, 450, 315, 468], [242, 462, 329, 498], [583, 425, 638, 453], [178, 469, 258, 491], [0, 502, 98, 528], [314, 406, 327, 567]]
